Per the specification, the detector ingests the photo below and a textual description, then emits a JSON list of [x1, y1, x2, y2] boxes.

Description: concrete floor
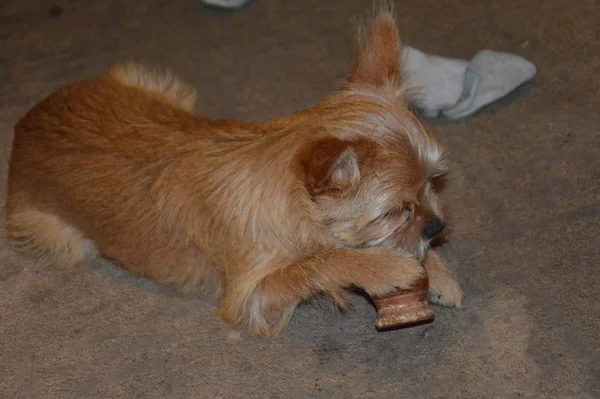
[[0, 1, 598, 398]]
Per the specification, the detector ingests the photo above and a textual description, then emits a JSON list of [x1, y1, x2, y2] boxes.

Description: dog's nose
[[423, 218, 445, 239]]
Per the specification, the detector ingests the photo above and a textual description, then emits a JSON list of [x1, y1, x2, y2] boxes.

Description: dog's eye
[[362, 204, 415, 244], [380, 208, 400, 219], [400, 204, 414, 225], [375, 204, 414, 226]]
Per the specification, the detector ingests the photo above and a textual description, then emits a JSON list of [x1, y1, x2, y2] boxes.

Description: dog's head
[[300, 6, 448, 259]]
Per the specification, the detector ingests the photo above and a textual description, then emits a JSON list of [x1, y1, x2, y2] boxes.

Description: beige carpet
[[1, 1, 598, 398]]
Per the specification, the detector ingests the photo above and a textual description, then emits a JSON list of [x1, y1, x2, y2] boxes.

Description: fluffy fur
[[5, 5, 462, 336]]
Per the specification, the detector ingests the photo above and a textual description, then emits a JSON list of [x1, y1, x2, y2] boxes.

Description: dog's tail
[[109, 62, 198, 112]]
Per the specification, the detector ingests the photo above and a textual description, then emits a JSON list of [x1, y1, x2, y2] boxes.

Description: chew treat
[[371, 276, 434, 331]]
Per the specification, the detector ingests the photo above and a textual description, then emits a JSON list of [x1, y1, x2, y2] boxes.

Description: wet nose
[[423, 218, 445, 239]]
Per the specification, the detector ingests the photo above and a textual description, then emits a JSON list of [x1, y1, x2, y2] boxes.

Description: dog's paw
[[428, 274, 463, 308], [360, 255, 425, 298]]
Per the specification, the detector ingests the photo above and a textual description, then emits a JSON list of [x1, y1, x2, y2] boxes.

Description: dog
[[5, 4, 462, 336]]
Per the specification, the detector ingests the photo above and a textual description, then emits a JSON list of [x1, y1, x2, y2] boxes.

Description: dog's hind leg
[[5, 206, 97, 269]]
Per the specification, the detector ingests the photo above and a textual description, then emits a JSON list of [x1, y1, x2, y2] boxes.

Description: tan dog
[[5, 5, 462, 336]]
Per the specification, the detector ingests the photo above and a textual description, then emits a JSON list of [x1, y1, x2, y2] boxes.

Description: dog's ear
[[348, 7, 403, 87], [302, 138, 360, 197]]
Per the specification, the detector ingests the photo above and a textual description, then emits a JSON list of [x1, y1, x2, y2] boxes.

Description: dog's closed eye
[[362, 204, 414, 244], [376, 204, 414, 224]]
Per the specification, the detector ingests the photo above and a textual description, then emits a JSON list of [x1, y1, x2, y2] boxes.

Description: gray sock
[[402, 47, 537, 119], [203, 0, 252, 9]]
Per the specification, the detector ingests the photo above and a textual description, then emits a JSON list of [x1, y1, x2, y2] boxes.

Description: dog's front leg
[[218, 247, 424, 336], [423, 250, 463, 308]]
